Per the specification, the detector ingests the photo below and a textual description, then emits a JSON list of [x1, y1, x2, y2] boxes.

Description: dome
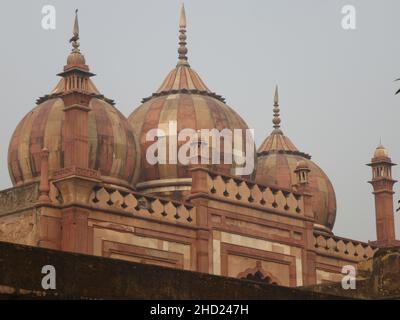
[[128, 4, 254, 193], [67, 51, 86, 65], [129, 92, 251, 182], [255, 87, 336, 232], [8, 11, 140, 188], [374, 144, 389, 159], [8, 98, 139, 187]]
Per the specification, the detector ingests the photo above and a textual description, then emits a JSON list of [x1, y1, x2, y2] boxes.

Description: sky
[[0, 0, 399, 242]]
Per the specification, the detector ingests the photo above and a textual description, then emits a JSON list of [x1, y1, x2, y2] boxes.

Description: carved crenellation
[[206, 172, 304, 215], [0, 183, 39, 215], [90, 186, 196, 224], [314, 233, 377, 261]]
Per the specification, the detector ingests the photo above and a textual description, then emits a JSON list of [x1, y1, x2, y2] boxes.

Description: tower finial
[[66, 9, 86, 66], [70, 9, 80, 52], [272, 85, 281, 132], [177, 2, 189, 66]]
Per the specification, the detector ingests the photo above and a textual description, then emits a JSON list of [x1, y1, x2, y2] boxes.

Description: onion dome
[[255, 87, 336, 232], [8, 11, 140, 188], [128, 4, 254, 195]]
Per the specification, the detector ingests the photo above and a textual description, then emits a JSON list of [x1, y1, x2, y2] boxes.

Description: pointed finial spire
[[73, 9, 79, 36], [177, 2, 189, 66], [66, 9, 86, 66], [179, 2, 187, 28], [274, 85, 279, 106], [70, 9, 80, 52], [272, 85, 282, 132]]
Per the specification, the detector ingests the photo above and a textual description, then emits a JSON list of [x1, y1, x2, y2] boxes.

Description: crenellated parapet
[[314, 233, 376, 261], [190, 167, 307, 216], [90, 185, 196, 225]]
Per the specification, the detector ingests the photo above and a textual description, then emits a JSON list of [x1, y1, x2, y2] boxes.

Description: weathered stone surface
[[0, 211, 38, 245], [0, 183, 38, 215], [0, 241, 344, 300], [372, 247, 400, 297], [304, 247, 400, 300]]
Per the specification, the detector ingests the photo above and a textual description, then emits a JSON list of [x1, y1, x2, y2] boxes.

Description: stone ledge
[[0, 241, 345, 300]]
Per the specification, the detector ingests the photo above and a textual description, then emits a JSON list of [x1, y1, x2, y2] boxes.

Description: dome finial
[[274, 85, 279, 106], [179, 2, 187, 29], [272, 85, 282, 133], [177, 2, 189, 66]]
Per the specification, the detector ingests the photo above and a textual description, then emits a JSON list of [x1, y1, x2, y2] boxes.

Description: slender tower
[[367, 144, 399, 247], [60, 9, 94, 168]]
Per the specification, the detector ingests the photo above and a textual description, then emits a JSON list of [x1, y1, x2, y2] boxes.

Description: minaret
[[59, 9, 95, 168], [53, 10, 101, 254], [367, 144, 399, 247]]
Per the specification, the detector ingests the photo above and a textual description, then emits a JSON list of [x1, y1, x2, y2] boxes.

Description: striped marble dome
[[128, 4, 254, 191], [8, 97, 140, 188], [129, 91, 251, 183], [255, 88, 336, 231]]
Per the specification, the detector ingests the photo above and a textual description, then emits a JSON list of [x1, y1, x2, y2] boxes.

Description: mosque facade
[[0, 5, 398, 287]]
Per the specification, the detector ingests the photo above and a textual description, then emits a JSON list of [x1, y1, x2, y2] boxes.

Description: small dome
[[374, 144, 389, 158], [256, 152, 336, 231], [296, 160, 309, 170], [255, 87, 336, 231], [67, 51, 86, 65]]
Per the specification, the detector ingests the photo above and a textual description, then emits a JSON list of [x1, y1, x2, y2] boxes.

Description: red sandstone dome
[[128, 4, 254, 193], [8, 14, 140, 188], [255, 88, 337, 232]]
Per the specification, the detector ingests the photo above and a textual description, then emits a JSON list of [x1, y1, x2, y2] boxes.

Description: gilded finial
[[272, 85, 281, 132], [177, 3, 189, 66]]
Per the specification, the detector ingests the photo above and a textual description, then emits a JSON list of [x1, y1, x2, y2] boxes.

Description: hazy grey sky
[[1, 0, 399, 242]]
